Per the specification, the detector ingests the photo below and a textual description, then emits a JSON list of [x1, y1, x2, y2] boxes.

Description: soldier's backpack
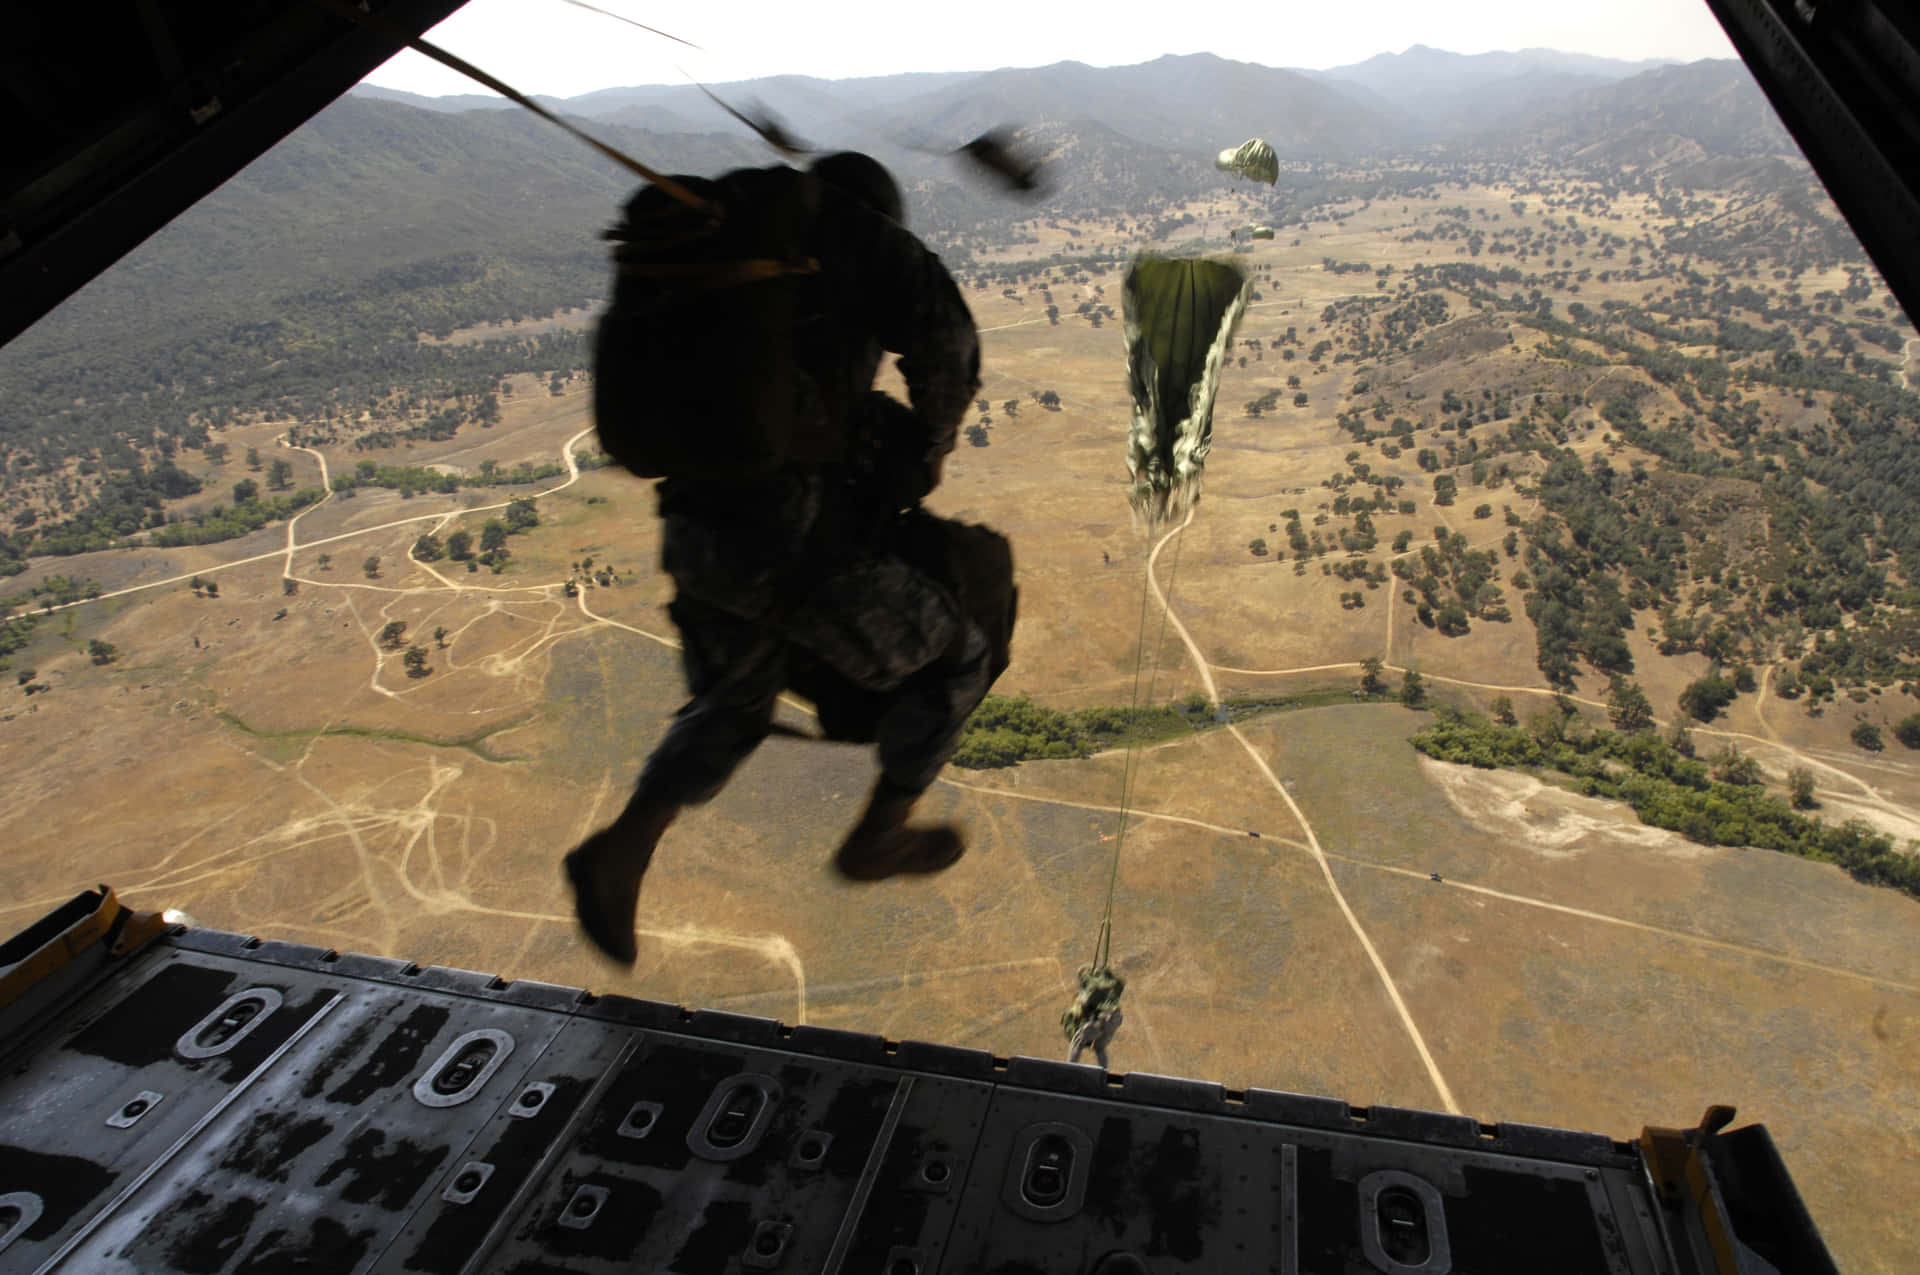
[[593, 166, 842, 480], [786, 511, 1018, 743]]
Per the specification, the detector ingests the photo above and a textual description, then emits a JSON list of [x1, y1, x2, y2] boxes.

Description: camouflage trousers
[[632, 511, 1001, 803]]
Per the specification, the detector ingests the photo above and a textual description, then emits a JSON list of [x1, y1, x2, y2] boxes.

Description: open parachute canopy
[[1122, 256, 1251, 528], [1214, 137, 1278, 185]]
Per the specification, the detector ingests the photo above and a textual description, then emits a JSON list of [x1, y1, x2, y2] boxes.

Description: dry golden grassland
[[1, 185, 1916, 1271]]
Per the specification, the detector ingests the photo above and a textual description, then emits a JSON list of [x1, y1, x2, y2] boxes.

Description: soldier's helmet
[[810, 151, 905, 226]]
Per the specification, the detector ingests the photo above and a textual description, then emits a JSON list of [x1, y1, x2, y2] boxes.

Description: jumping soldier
[[565, 152, 1015, 966]]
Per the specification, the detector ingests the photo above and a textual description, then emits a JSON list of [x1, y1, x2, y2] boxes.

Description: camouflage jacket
[[659, 169, 979, 553]]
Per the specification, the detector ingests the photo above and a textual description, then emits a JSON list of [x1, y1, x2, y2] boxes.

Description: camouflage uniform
[[1063, 966, 1126, 1070], [633, 176, 996, 805]]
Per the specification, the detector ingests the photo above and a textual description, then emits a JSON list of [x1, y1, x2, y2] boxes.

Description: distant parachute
[[1215, 137, 1278, 185], [1122, 256, 1251, 527]]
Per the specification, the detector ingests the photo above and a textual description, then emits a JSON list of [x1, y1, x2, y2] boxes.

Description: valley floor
[[4, 190, 1919, 1270]]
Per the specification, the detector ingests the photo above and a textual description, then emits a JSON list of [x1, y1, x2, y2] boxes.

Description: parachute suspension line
[[1090, 515, 1193, 974], [556, 0, 704, 50]]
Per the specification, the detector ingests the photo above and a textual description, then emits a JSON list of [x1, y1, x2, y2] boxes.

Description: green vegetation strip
[[151, 489, 324, 548], [1411, 711, 1920, 901], [953, 688, 1373, 768], [215, 710, 521, 762]]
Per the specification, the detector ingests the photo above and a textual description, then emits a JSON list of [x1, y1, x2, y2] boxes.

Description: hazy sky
[[362, 0, 1739, 97]]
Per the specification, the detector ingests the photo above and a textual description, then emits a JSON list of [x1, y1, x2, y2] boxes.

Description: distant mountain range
[[352, 45, 1778, 160], [1494, 59, 1795, 166], [1305, 44, 1677, 137], [1, 46, 1812, 450], [31, 47, 1807, 350]]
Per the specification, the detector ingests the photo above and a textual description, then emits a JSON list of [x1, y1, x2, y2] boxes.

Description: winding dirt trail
[[20, 424, 823, 1017], [1139, 513, 1461, 1113], [40, 428, 599, 615]]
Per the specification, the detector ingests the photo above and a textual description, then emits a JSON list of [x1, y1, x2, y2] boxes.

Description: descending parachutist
[[1062, 964, 1125, 1070], [1214, 138, 1278, 186]]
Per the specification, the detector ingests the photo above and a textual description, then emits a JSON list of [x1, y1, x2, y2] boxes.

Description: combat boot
[[563, 796, 679, 965], [834, 778, 965, 881]]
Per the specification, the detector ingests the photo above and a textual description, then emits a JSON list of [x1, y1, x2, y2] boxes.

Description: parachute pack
[[786, 511, 1018, 743], [593, 166, 846, 481]]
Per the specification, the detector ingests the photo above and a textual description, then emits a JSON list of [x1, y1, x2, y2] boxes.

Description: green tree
[[1679, 675, 1736, 722], [1894, 713, 1920, 749], [1606, 677, 1655, 733], [1360, 656, 1385, 696], [316, 552, 331, 570], [1710, 746, 1763, 787], [231, 479, 258, 504], [266, 458, 293, 491], [412, 533, 444, 561], [1788, 766, 1817, 809], [380, 620, 408, 649], [1491, 695, 1517, 726], [433, 626, 448, 648], [504, 498, 538, 532], [1852, 721, 1884, 752], [403, 645, 430, 677], [480, 520, 509, 553], [363, 555, 380, 579], [87, 639, 117, 665], [1249, 538, 1268, 556], [446, 529, 473, 559], [1398, 668, 1426, 708], [246, 447, 262, 471]]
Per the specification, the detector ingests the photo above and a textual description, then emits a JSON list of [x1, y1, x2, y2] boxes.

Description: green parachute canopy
[[1122, 256, 1251, 527], [1215, 137, 1278, 185]]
